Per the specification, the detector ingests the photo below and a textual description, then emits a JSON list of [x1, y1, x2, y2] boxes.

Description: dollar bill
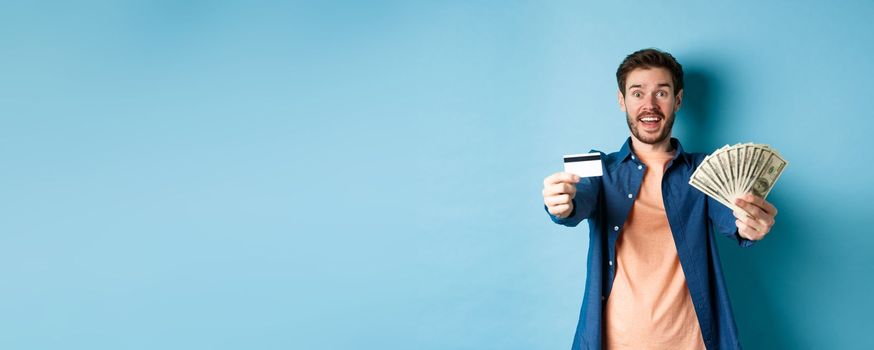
[[688, 143, 788, 213]]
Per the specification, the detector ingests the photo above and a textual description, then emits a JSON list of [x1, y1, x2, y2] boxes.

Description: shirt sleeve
[[707, 196, 755, 247], [544, 175, 602, 227]]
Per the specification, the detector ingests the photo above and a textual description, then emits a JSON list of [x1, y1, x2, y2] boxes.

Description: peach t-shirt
[[604, 147, 705, 350]]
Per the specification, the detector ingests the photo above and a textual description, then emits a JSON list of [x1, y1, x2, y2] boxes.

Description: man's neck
[[630, 135, 674, 155]]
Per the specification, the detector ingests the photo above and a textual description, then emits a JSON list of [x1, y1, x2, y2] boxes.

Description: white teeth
[[641, 118, 659, 122]]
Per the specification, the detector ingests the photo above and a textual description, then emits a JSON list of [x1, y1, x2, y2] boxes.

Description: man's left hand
[[733, 193, 778, 241]]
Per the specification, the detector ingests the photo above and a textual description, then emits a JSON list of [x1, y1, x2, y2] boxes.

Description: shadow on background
[[717, 189, 811, 349], [678, 69, 716, 153], [682, 66, 805, 349]]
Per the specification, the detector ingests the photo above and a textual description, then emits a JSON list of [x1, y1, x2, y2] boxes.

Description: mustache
[[637, 110, 665, 119]]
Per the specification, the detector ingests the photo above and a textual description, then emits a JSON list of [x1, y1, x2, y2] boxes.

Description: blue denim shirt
[[546, 137, 754, 350]]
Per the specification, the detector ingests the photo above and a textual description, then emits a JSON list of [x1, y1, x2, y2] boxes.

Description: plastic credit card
[[563, 152, 603, 178]]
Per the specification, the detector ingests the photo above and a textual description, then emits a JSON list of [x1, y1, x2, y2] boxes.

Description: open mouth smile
[[638, 114, 663, 131]]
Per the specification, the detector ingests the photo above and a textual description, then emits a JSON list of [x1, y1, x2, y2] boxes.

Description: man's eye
[[657, 91, 666, 97], [633, 92, 642, 98]]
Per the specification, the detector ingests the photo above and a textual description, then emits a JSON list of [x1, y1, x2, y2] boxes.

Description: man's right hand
[[542, 172, 580, 219]]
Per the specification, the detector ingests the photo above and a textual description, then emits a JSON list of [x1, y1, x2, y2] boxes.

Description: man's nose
[[643, 94, 659, 109]]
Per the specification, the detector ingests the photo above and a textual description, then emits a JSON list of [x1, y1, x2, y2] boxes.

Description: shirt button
[[613, 226, 619, 231], [631, 155, 635, 159], [608, 260, 613, 266], [637, 165, 643, 170], [627, 193, 633, 199]]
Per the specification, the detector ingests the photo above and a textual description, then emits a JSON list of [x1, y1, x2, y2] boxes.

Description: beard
[[625, 110, 675, 145]]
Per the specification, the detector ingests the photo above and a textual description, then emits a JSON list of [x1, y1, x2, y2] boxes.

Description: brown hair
[[616, 48, 684, 97]]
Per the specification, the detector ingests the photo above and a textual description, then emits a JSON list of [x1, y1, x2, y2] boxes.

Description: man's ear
[[675, 89, 684, 112], [618, 90, 627, 112]]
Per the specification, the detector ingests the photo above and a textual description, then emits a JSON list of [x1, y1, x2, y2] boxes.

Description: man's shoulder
[[585, 148, 623, 169], [600, 149, 624, 167]]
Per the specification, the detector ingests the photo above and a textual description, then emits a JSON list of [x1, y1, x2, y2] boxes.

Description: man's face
[[618, 67, 683, 145]]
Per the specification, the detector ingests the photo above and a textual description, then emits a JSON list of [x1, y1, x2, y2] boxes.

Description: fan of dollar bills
[[689, 143, 788, 214]]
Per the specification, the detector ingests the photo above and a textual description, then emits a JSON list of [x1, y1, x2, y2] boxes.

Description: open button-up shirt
[[546, 138, 753, 350]]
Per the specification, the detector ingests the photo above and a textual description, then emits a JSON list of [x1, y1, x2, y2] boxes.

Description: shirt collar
[[618, 137, 687, 163]]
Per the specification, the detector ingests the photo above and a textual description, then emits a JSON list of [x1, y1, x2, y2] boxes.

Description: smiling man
[[542, 49, 778, 349]]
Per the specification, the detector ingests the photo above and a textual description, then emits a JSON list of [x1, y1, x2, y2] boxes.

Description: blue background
[[2, 1, 872, 349]]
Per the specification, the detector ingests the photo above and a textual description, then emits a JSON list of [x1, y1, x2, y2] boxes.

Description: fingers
[[543, 172, 581, 218], [547, 203, 572, 217], [543, 172, 579, 218], [543, 172, 580, 187], [544, 190, 574, 216], [542, 172, 579, 198], [734, 209, 767, 232], [544, 194, 572, 206], [741, 193, 765, 208], [741, 193, 777, 217], [733, 200, 765, 221], [734, 198, 776, 225], [761, 198, 777, 217], [734, 194, 778, 240], [542, 182, 577, 198], [735, 218, 765, 241]]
